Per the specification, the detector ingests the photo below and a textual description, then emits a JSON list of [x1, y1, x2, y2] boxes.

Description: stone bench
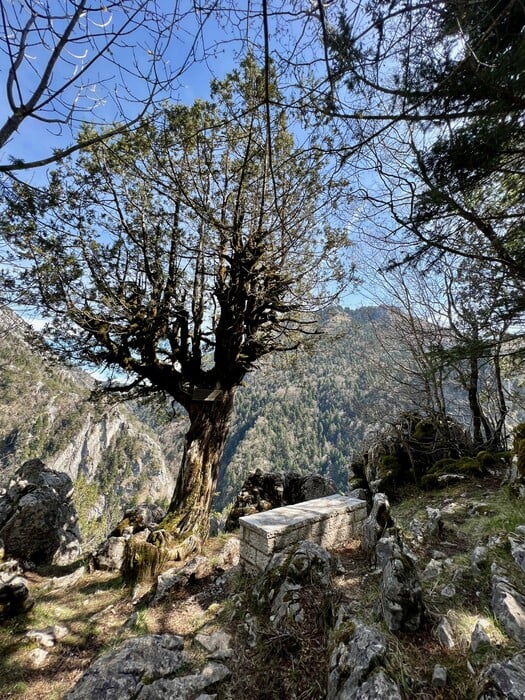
[[239, 494, 367, 571]]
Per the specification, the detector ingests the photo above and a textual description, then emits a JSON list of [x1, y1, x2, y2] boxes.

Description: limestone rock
[[65, 634, 230, 699], [380, 542, 424, 632], [471, 620, 492, 652], [509, 533, 525, 574], [152, 556, 211, 604], [491, 576, 525, 645], [361, 493, 394, 558], [0, 573, 34, 616], [111, 504, 165, 536], [195, 631, 232, 660], [436, 616, 455, 648], [215, 538, 240, 570], [478, 653, 525, 699], [0, 459, 81, 565], [432, 665, 447, 688], [225, 469, 337, 531], [328, 611, 401, 700], [92, 536, 127, 572], [253, 540, 334, 628]]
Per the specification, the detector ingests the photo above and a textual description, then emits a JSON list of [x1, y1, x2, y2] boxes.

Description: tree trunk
[[122, 388, 236, 583], [167, 388, 236, 539]]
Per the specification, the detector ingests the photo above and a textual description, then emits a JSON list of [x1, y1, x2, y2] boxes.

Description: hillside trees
[[1, 56, 351, 570], [323, 0, 525, 321]]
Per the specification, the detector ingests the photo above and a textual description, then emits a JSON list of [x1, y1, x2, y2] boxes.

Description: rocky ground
[[1, 473, 525, 698]]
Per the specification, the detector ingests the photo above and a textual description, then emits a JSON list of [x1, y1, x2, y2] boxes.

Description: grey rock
[[153, 556, 211, 604], [328, 615, 387, 700], [92, 537, 127, 572], [426, 507, 442, 538], [361, 493, 394, 558], [432, 665, 447, 688], [195, 631, 232, 660], [421, 559, 443, 581], [440, 584, 456, 598], [28, 648, 49, 667], [215, 538, 240, 570], [0, 574, 34, 616], [491, 576, 525, 644], [471, 620, 492, 652], [0, 460, 81, 565], [472, 546, 489, 573], [65, 634, 229, 700], [46, 566, 85, 590], [436, 616, 455, 648], [380, 543, 424, 632], [375, 535, 397, 569], [478, 653, 525, 699], [509, 534, 525, 574], [355, 669, 402, 699]]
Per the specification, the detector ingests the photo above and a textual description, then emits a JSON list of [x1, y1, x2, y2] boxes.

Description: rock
[[328, 611, 401, 699], [0, 459, 81, 565], [26, 626, 66, 648], [478, 653, 525, 699], [432, 665, 447, 688], [28, 648, 49, 667], [421, 559, 443, 581], [509, 533, 525, 574], [436, 616, 455, 648], [92, 536, 127, 572], [355, 669, 402, 699], [0, 574, 34, 616], [253, 540, 334, 627], [195, 631, 232, 660], [471, 620, 492, 652], [471, 545, 489, 573], [380, 542, 424, 632], [361, 493, 394, 558], [224, 469, 337, 531], [111, 504, 165, 536], [65, 634, 230, 699], [215, 538, 240, 570], [491, 576, 525, 645], [46, 566, 85, 590], [426, 507, 442, 538], [440, 584, 456, 598], [152, 556, 211, 604]]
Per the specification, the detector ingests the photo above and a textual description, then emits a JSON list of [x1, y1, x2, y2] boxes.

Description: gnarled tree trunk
[[122, 388, 236, 583]]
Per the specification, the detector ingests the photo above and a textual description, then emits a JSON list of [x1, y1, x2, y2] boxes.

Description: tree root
[[121, 529, 202, 584]]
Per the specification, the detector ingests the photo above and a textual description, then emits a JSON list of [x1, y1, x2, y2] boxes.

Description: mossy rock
[[412, 420, 436, 442], [456, 457, 484, 476], [430, 458, 458, 475]]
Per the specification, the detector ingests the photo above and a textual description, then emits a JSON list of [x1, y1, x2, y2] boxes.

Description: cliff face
[[0, 308, 176, 543]]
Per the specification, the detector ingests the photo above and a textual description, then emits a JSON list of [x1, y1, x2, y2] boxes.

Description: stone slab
[[239, 495, 366, 571]]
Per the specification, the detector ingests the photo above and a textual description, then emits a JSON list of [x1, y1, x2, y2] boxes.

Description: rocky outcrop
[[65, 634, 230, 699], [380, 540, 424, 633], [361, 493, 394, 559], [491, 575, 525, 645], [478, 653, 525, 699], [225, 469, 337, 531], [328, 607, 401, 699], [0, 460, 81, 565]]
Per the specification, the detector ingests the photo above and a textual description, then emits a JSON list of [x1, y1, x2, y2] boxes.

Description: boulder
[[91, 537, 127, 572], [491, 575, 525, 645], [509, 532, 525, 574], [0, 460, 81, 566], [380, 542, 424, 632], [65, 634, 230, 699], [0, 572, 34, 616], [478, 653, 525, 699], [110, 504, 165, 536], [225, 469, 337, 531]]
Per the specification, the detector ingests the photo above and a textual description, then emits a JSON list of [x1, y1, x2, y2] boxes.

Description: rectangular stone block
[[239, 494, 366, 571]]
